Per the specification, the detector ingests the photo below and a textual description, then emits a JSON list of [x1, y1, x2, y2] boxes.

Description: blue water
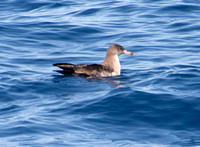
[[1, 0, 200, 146]]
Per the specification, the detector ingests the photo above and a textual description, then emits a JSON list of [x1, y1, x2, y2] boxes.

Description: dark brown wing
[[53, 63, 114, 77], [75, 64, 114, 77]]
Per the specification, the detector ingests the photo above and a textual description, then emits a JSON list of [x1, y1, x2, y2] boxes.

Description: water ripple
[[1, 0, 200, 146]]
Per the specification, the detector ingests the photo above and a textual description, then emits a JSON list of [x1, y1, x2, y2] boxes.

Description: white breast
[[113, 55, 121, 75]]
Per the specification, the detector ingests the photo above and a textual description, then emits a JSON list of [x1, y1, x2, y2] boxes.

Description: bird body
[[53, 44, 133, 78]]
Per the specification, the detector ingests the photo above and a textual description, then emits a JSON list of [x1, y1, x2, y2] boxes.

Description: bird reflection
[[52, 74, 124, 88], [86, 76, 124, 88]]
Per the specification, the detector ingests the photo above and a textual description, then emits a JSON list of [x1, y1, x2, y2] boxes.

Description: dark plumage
[[53, 63, 114, 77]]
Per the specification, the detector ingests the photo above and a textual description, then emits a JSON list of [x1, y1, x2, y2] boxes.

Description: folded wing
[[53, 63, 114, 77]]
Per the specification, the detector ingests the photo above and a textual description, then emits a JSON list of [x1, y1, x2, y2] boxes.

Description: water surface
[[0, 0, 200, 146]]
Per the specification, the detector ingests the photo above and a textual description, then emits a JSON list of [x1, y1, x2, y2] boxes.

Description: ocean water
[[0, 0, 200, 146]]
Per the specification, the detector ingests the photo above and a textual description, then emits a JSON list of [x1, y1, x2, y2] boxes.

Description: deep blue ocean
[[1, 0, 200, 146]]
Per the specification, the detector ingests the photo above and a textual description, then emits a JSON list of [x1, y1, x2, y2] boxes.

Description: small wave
[[158, 4, 200, 13], [168, 22, 190, 29], [74, 8, 101, 16], [172, 25, 200, 33]]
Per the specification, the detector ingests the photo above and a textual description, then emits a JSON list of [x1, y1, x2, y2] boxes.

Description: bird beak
[[123, 50, 133, 56]]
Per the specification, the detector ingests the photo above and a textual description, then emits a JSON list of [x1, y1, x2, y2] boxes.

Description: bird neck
[[102, 54, 121, 75]]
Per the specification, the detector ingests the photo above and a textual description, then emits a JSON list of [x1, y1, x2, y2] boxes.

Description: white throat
[[113, 55, 121, 75]]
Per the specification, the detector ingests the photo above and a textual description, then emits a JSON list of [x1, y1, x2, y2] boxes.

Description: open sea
[[0, 0, 200, 146]]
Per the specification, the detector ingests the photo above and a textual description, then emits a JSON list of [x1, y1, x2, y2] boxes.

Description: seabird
[[53, 44, 133, 77]]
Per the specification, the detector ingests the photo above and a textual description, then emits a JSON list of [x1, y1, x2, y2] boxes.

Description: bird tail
[[53, 63, 74, 67], [53, 63, 75, 74]]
